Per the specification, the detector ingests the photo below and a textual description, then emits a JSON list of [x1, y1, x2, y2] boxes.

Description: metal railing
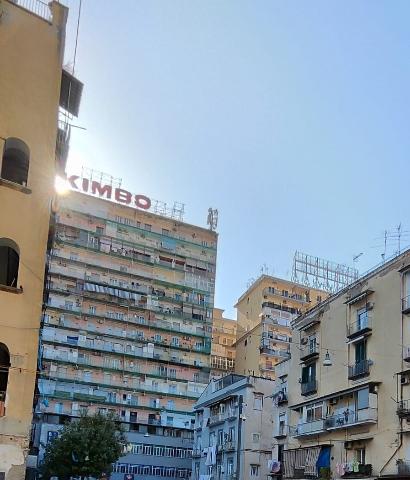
[[348, 314, 371, 337], [301, 380, 317, 395], [293, 419, 325, 436], [403, 295, 410, 313], [348, 359, 371, 379], [209, 409, 237, 425], [300, 344, 319, 360], [324, 407, 377, 429], [397, 400, 410, 417], [398, 461, 410, 475], [11, 0, 52, 21]]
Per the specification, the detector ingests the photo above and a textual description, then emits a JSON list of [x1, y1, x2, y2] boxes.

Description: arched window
[[0, 343, 10, 416], [0, 238, 20, 288], [1, 137, 30, 186]]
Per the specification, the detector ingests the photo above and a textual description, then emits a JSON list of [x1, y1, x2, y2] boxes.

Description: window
[[301, 363, 316, 383], [162, 228, 170, 235], [254, 394, 263, 410], [306, 402, 323, 422], [355, 340, 367, 364], [0, 238, 19, 288], [278, 413, 286, 436], [252, 433, 260, 443], [357, 308, 368, 329], [355, 448, 366, 464], [357, 388, 369, 410], [167, 400, 175, 410], [308, 335, 317, 354], [154, 334, 162, 343], [227, 458, 234, 475], [171, 337, 180, 347], [250, 465, 260, 477], [1, 137, 29, 185], [218, 429, 224, 445], [0, 343, 10, 413], [89, 306, 96, 315], [144, 224, 152, 231], [209, 431, 216, 446]]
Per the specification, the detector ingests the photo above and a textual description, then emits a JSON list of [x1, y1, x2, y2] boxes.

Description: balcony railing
[[397, 460, 410, 475], [402, 295, 410, 314], [397, 400, 410, 418], [324, 408, 377, 430], [348, 359, 371, 380], [293, 419, 325, 437], [347, 315, 372, 339], [223, 441, 235, 451], [342, 464, 372, 477], [403, 347, 410, 363], [209, 409, 237, 426], [300, 345, 319, 362], [192, 448, 202, 458], [301, 380, 317, 396], [11, 0, 52, 21]]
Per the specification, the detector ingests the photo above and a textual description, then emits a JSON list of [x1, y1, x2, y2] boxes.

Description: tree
[[41, 412, 126, 479]]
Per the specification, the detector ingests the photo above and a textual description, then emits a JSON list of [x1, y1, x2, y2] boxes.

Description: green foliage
[[41, 412, 126, 480], [319, 467, 331, 480]]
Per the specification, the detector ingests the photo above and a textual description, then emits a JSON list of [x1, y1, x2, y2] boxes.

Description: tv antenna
[[207, 208, 218, 231]]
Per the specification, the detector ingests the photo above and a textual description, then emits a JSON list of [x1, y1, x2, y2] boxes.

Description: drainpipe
[[236, 395, 243, 479]]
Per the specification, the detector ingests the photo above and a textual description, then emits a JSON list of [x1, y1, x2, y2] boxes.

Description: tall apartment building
[[273, 248, 410, 479], [192, 374, 275, 480], [0, 1, 81, 477], [34, 186, 218, 479], [210, 308, 237, 378], [235, 276, 326, 379]]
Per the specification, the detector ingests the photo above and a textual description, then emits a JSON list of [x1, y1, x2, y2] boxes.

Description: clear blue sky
[[64, 1, 410, 318]]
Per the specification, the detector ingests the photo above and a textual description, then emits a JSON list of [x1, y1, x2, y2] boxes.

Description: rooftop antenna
[[353, 252, 363, 270], [207, 208, 218, 231], [397, 223, 402, 255]]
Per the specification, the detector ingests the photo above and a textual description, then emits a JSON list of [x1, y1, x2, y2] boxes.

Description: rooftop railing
[[11, 0, 52, 22]]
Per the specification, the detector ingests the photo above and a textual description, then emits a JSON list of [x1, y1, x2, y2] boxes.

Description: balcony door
[[355, 340, 366, 364], [302, 362, 316, 383]]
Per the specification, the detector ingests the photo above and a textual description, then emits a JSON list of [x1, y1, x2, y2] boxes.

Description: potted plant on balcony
[[319, 467, 331, 480]]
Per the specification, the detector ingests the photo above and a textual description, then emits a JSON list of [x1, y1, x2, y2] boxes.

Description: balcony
[[397, 460, 410, 475], [342, 464, 372, 477], [208, 408, 237, 426], [301, 380, 317, 396], [403, 347, 410, 363], [300, 345, 319, 362], [293, 419, 325, 438], [324, 408, 377, 430], [402, 295, 410, 315], [223, 441, 235, 452], [397, 400, 410, 418], [192, 448, 202, 458], [347, 315, 372, 339], [275, 390, 288, 405], [348, 359, 371, 380]]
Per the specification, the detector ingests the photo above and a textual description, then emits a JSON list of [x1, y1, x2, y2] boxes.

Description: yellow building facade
[[210, 308, 236, 377], [0, 1, 79, 476], [277, 248, 410, 479], [235, 275, 326, 379]]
